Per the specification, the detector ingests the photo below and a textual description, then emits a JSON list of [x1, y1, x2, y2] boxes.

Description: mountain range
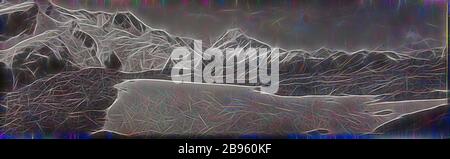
[[0, 0, 447, 137]]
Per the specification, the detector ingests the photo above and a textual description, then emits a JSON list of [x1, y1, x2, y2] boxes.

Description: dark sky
[[52, 0, 447, 51]]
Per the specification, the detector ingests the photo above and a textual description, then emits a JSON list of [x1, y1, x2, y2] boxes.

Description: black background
[[0, 139, 448, 158]]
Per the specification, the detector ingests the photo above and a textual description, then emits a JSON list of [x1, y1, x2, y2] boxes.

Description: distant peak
[[211, 28, 248, 47], [224, 28, 245, 35]]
